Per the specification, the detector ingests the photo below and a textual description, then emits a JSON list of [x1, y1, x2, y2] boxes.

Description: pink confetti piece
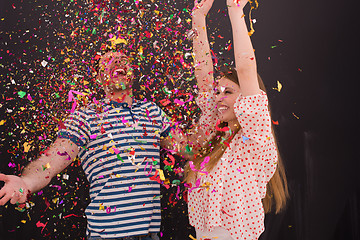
[[113, 148, 120, 154], [57, 151, 71, 160], [188, 178, 201, 193], [67, 90, 84, 102], [8, 162, 16, 168], [106, 207, 111, 214], [144, 162, 153, 176], [93, 97, 99, 104], [174, 99, 185, 105]]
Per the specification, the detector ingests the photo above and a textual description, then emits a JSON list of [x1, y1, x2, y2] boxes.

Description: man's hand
[[0, 174, 31, 205], [0, 138, 79, 206]]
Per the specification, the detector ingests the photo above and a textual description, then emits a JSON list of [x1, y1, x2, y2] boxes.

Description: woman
[[181, 0, 289, 239]]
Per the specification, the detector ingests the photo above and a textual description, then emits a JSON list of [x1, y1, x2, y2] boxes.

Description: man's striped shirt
[[58, 99, 171, 238]]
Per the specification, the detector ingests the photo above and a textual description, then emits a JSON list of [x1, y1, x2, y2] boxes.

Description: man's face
[[98, 51, 133, 93]]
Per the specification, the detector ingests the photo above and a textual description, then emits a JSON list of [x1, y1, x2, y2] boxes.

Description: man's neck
[[105, 90, 133, 105]]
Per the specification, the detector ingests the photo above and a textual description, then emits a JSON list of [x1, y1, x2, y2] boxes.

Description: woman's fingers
[[227, 0, 248, 9], [193, 0, 215, 15]]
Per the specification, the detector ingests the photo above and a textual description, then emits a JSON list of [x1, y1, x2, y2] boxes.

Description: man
[[0, 49, 178, 240]]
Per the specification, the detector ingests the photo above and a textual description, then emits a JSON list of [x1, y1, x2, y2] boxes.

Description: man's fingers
[[0, 193, 11, 205], [18, 194, 27, 204], [10, 194, 20, 205], [0, 174, 8, 183], [0, 187, 6, 199]]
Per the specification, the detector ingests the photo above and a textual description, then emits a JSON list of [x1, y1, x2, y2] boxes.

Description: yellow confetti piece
[[108, 36, 127, 47], [273, 81, 282, 92], [0, 120, 6, 125], [158, 169, 165, 181], [248, 0, 259, 36], [44, 162, 50, 169], [189, 235, 197, 240], [138, 46, 143, 55], [23, 142, 31, 153], [292, 112, 300, 119]]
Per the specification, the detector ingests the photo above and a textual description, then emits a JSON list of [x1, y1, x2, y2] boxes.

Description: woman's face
[[215, 77, 241, 123]]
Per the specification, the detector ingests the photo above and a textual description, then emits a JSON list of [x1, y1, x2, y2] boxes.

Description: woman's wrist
[[228, 8, 244, 19], [192, 16, 206, 30], [192, 12, 206, 22]]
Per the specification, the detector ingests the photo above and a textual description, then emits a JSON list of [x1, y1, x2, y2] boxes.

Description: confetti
[[17, 91, 26, 98], [272, 80, 282, 92], [23, 142, 31, 153]]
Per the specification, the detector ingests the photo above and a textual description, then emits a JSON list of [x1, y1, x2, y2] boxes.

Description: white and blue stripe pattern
[[58, 99, 171, 238]]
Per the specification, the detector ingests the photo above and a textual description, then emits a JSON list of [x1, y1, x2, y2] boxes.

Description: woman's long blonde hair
[[185, 69, 289, 214]]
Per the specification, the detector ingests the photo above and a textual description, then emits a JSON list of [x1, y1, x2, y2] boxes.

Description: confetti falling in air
[[0, 0, 275, 238], [0, 0, 198, 238], [273, 80, 282, 92]]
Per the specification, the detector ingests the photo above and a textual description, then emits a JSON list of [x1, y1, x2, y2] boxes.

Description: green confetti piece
[[172, 179, 181, 185], [117, 154, 123, 162], [164, 165, 173, 171], [134, 139, 147, 144], [18, 91, 26, 98], [185, 144, 192, 154], [153, 195, 162, 199]]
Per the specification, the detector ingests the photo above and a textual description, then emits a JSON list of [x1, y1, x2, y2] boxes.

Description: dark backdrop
[[0, 0, 359, 240]]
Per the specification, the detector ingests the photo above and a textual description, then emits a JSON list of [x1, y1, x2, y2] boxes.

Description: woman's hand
[[227, 0, 249, 14], [192, 0, 215, 18]]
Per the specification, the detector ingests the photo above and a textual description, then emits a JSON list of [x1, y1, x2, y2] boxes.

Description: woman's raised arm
[[192, 0, 215, 93], [228, 0, 260, 96]]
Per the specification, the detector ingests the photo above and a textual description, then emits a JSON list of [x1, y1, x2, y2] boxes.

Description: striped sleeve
[[57, 110, 91, 147]]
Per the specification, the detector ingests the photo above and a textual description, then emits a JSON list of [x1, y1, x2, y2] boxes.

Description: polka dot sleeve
[[234, 90, 272, 145], [195, 91, 218, 137]]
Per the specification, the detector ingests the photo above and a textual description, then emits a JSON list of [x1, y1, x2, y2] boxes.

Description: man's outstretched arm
[[0, 138, 79, 205]]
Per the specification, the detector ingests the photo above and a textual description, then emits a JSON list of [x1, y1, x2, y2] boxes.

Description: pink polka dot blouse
[[189, 90, 277, 240]]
